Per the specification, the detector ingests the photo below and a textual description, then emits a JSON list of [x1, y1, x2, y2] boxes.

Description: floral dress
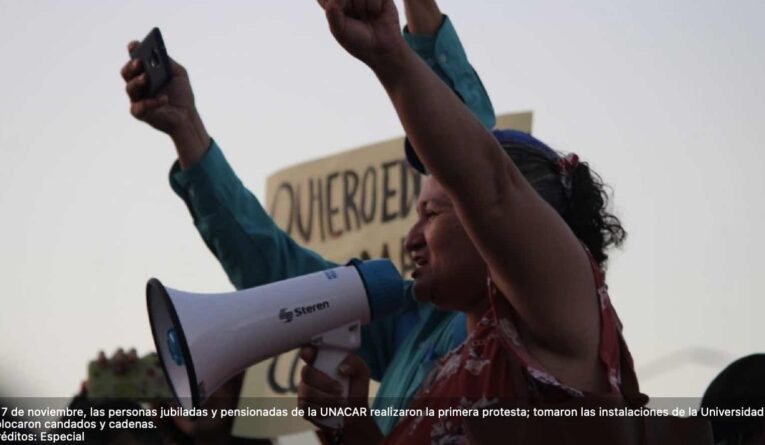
[[381, 250, 647, 445]]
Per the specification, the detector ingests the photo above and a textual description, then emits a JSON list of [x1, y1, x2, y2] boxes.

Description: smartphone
[[130, 27, 173, 97]]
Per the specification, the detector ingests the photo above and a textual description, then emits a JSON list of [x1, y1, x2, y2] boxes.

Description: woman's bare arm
[[320, 0, 602, 372]]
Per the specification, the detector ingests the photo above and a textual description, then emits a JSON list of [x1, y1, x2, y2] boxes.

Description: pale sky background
[[1, 0, 764, 441]]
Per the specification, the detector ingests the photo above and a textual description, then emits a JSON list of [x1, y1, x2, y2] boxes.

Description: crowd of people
[[117, 0, 765, 444], [2, 0, 756, 444]]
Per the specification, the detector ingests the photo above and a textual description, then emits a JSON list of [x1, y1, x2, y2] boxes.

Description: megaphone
[[146, 259, 404, 429]]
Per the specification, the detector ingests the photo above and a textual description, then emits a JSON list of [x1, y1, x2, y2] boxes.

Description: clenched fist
[[318, 0, 406, 69]]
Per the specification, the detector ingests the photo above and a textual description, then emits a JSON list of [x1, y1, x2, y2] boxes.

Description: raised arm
[[168, 141, 337, 289], [403, 0, 495, 130], [320, 0, 601, 370], [121, 38, 417, 381], [404, 0, 442, 34], [121, 42, 335, 290]]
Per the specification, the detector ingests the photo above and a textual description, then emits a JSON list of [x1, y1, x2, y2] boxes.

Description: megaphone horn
[[146, 258, 404, 429]]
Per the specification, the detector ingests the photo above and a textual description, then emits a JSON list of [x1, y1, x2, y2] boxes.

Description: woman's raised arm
[[319, 0, 603, 377]]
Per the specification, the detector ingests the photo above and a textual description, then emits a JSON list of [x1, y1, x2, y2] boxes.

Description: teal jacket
[[169, 16, 495, 436]]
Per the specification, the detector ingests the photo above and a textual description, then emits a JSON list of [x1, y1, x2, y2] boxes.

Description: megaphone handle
[[314, 346, 351, 397], [313, 346, 349, 430]]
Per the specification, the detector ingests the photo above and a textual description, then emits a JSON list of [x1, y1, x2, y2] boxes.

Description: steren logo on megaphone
[[279, 301, 331, 323]]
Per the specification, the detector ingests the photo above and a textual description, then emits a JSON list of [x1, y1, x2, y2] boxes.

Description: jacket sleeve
[[169, 140, 337, 290], [404, 15, 496, 130]]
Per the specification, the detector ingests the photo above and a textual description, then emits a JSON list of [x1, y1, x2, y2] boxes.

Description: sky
[[1, 0, 763, 439]]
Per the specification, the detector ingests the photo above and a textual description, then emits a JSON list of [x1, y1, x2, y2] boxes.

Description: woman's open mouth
[[410, 253, 428, 279]]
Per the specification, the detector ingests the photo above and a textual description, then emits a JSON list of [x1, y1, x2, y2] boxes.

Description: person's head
[[403, 130, 626, 310], [701, 354, 765, 444], [404, 176, 488, 312]]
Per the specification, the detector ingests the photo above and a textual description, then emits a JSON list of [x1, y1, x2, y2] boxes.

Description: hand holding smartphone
[[122, 28, 211, 167]]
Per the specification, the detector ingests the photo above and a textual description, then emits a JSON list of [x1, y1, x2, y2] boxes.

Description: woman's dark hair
[[405, 129, 626, 268], [502, 142, 626, 269]]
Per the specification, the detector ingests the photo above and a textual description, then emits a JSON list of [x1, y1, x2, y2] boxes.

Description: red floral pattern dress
[[382, 250, 646, 445]]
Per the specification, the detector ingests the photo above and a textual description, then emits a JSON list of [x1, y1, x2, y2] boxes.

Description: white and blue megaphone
[[146, 259, 404, 428]]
